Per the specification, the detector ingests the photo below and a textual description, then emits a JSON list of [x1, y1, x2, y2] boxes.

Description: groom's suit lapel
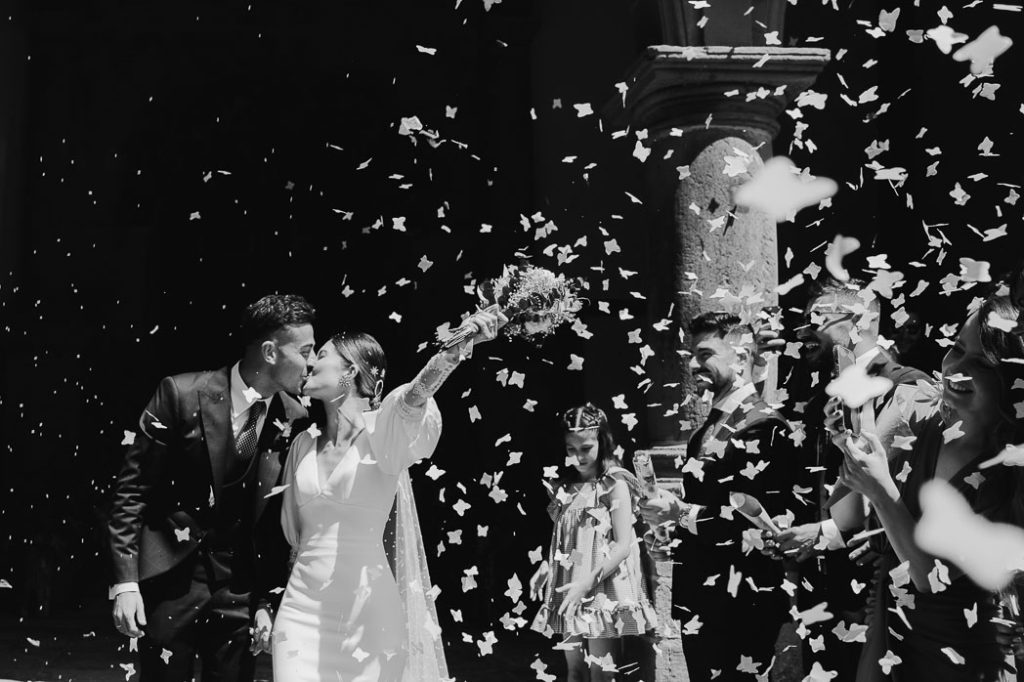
[[198, 367, 233, 507], [253, 391, 308, 523], [695, 391, 766, 461]]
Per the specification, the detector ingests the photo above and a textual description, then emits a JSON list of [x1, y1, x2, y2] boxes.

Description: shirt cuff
[[820, 519, 846, 550], [680, 504, 702, 536], [109, 582, 139, 600]]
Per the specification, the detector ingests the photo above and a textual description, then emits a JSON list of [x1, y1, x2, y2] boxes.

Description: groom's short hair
[[239, 294, 316, 348], [690, 311, 757, 362]]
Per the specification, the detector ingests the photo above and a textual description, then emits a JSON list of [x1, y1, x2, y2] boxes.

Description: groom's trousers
[[139, 549, 254, 682]]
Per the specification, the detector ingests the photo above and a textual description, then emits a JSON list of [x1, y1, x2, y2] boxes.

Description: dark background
[[0, 0, 1022, 677]]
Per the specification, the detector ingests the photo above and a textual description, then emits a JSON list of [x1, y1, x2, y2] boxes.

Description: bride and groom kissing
[[108, 293, 505, 682]]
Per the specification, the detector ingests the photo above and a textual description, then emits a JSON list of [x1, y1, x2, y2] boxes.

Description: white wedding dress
[[272, 385, 448, 682]]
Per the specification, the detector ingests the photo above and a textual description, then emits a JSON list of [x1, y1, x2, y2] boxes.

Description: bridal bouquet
[[439, 263, 584, 348]]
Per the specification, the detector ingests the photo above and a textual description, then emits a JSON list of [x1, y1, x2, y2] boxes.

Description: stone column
[[605, 43, 829, 682]]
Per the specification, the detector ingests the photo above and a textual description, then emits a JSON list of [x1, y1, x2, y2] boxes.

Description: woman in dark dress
[[837, 296, 1024, 681]]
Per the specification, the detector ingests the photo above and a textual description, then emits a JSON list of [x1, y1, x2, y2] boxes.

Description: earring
[[338, 375, 352, 391]]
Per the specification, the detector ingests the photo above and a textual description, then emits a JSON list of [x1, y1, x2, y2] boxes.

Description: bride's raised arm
[[403, 309, 505, 408], [368, 309, 506, 476]]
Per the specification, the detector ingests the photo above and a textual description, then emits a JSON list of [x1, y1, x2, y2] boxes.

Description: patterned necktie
[[236, 401, 266, 461]]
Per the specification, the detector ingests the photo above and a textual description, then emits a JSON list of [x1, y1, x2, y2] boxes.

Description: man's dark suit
[[109, 367, 308, 682], [671, 385, 798, 682]]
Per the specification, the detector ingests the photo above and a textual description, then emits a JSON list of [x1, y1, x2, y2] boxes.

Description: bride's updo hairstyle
[[330, 332, 388, 409], [560, 403, 620, 477]]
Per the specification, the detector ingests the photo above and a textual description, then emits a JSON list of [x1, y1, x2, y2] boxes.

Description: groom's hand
[[249, 607, 273, 655], [112, 591, 147, 638]]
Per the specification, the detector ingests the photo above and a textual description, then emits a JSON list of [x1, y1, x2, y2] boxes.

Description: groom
[[108, 294, 316, 682]]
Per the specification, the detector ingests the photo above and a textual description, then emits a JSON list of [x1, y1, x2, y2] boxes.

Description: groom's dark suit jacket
[[670, 387, 798, 626], [108, 367, 309, 613]]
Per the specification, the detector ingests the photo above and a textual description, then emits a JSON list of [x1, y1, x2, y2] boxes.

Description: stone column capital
[[607, 45, 830, 139]]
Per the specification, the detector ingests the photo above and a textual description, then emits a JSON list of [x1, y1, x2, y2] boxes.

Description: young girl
[[530, 403, 658, 682]]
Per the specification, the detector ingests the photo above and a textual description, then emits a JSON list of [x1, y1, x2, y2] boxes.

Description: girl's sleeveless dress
[[531, 466, 658, 639]]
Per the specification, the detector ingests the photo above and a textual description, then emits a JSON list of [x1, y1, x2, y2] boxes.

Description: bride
[[266, 309, 504, 681]]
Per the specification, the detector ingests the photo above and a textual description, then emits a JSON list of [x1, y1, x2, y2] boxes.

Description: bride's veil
[[393, 468, 449, 680]]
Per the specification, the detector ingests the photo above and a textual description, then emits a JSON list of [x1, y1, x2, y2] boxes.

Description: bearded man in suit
[[641, 311, 799, 682]]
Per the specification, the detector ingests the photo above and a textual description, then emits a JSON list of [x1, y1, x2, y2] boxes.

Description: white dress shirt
[[230, 361, 273, 440]]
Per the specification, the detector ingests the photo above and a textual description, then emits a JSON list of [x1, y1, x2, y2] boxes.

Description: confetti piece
[[833, 620, 869, 642], [928, 25, 969, 54], [879, 650, 902, 675], [796, 602, 834, 626], [987, 311, 1017, 332], [866, 254, 889, 269], [953, 26, 1014, 74], [980, 443, 1024, 468], [958, 258, 991, 282], [943, 420, 965, 443], [805, 661, 838, 681], [825, 364, 893, 409], [892, 435, 917, 451], [504, 574, 523, 602], [265, 484, 289, 499], [957, 605, 980, 637], [894, 461, 913, 482], [824, 234, 860, 283], [121, 430, 136, 446], [733, 156, 838, 222], [916, 479, 1024, 590], [879, 8, 900, 31]]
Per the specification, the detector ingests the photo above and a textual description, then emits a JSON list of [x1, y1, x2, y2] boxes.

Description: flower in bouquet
[[479, 263, 584, 343], [437, 262, 585, 348]]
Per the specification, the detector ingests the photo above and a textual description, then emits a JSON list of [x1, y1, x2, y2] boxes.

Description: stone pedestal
[[606, 44, 829, 682]]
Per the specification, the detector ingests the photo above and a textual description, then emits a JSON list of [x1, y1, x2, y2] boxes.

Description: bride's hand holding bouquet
[[437, 262, 584, 351]]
